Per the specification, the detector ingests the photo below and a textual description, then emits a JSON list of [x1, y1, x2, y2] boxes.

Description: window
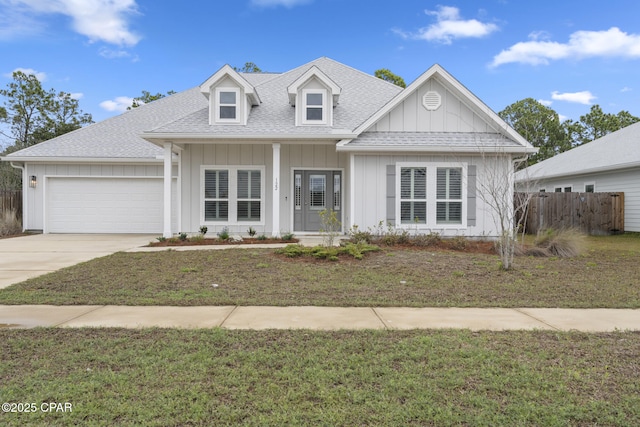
[[302, 89, 326, 124], [204, 170, 229, 221], [202, 166, 264, 224], [436, 168, 462, 224], [400, 167, 427, 224], [237, 170, 261, 221], [215, 88, 240, 123], [585, 183, 595, 193], [396, 163, 466, 228], [333, 174, 341, 210]]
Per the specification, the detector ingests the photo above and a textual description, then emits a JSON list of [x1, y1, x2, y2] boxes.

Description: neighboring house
[[515, 121, 640, 232], [2, 57, 535, 237]]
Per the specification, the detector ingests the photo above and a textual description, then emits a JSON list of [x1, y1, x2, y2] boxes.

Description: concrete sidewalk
[[1, 305, 638, 332]]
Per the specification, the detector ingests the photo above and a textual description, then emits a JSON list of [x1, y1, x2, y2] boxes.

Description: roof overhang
[[336, 143, 538, 154], [0, 156, 175, 164], [141, 131, 357, 145], [516, 161, 640, 183]]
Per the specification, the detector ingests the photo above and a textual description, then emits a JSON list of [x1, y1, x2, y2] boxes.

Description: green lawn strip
[[1, 234, 639, 307], [1, 329, 638, 426]]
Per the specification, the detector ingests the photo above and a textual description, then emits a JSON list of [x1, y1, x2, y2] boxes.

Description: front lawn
[[1, 328, 639, 426], [0, 234, 638, 307]]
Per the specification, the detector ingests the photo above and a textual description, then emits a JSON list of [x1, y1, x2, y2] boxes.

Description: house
[[2, 57, 536, 237], [515, 121, 640, 232]]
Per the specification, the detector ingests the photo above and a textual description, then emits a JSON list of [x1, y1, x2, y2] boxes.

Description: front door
[[293, 170, 342, 232]]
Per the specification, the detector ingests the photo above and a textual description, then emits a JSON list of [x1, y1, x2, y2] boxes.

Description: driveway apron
[[0, 234, 154, 289]]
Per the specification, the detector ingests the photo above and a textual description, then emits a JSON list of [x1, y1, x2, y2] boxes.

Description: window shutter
[[467, 165, 476, 226], [386, 165, 395, 224]]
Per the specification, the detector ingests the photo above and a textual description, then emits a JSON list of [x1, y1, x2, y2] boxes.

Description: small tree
[[374, 68, 406, 88], [318, 209, 341, 247], [476, 152, 536, 270]]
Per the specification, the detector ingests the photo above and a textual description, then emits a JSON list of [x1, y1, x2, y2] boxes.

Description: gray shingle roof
[[148, 57, 402, 136], [3, 87, 207, 160], [516, 121, 640, 181], [347, 132, 523, 148], [4, 57, 402, 160]]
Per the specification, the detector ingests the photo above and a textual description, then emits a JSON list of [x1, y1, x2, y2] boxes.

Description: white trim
[[215, 87, 241, 124], [199, 165, 266, 227], [395, 161, 468, 230], [349, 154, 355, 231], [301, 88, 328, 126], [163, 142, 173, 238], [272, 143, 281, 237], [42, 175, 174, 234], [335, 144, 534, 154], [584, 182, 596, 193]]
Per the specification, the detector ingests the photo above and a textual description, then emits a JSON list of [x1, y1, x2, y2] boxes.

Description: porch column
[[272, 142, 281, 237], [163, 142, 173, 238]]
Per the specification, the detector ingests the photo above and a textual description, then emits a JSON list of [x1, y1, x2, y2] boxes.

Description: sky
[[1, 0, 640, 132]]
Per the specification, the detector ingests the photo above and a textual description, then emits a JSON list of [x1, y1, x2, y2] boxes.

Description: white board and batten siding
[[24, 163, 177, 233], [535, 167, 640, 232], [351, 154, 509, 238], [369, 78, 493, 133], [180, 143, 348, 234]]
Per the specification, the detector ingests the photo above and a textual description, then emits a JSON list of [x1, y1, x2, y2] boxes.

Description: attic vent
[[422, 91, 441, 111]]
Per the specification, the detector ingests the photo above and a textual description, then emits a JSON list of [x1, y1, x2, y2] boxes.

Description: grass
[[1, 328, 639, 426], [0, 234, 639, 307]]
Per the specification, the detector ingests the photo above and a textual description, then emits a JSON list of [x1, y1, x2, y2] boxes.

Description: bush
[[199, 225, 208, 235], [247, 226, 257, 237], [281, 232, 295, 241], [178, 232, 188, 241], [0, 209, 21, 237], [276, 242, 380, 261], [348, 225, 373, 243], [530, 228, 586, 258], [217, 227, 230, 241]]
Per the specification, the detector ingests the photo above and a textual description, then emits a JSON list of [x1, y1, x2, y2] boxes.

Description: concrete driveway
[[0, 234, 154, 289]]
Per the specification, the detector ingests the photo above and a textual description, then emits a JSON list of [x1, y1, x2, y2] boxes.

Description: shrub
[[257, 234, 267, 241], [217, 227, 230, 241], [348, 225, 373, 243], [199, 225, 208, 235], [281, 232, 295, 241], [247, 226, 257, 237], [0, 209, 21, 237], [156, 236, 166, 243], [531, 228, 586, 258], [178, 232, 188, 241], [276, 242, 379, 261], [189, 234, 205, 243], [319, 209, 341, 247], [448, 235, 468, 251], [412, 232, 441, 247]]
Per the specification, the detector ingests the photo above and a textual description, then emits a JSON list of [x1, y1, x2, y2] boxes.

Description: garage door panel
[[47, 178, 175, 234]]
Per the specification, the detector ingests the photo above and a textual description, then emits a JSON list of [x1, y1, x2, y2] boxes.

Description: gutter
[[515, 161, 640, 183], [335, 145, 538, 154], [0, 156, 172, 163]]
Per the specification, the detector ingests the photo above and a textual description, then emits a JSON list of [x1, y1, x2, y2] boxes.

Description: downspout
[[9, 162, 26, 231]]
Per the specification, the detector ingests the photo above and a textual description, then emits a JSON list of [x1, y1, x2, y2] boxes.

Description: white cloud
[[4, 67, 48, 81], [69, 92, 83, 100], [491, 27, 640, 67], [1, 0, 141, 46], [621, 86, 632, 93], [551, 91, 596, 105], [394, 5, 498, 44], [250, 0, 311, 7], [538, 99, 553, 107], [100, 96, 134, 113]]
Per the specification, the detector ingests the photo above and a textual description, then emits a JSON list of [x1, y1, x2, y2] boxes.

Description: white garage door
[[46, 177, 169, 233]]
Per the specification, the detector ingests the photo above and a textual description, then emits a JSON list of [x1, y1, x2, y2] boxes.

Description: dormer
[[287, 66, 341, 126], [199, 65, 261, 125]]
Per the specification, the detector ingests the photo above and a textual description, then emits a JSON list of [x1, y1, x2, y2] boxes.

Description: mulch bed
[[147, 237, 299, 247]]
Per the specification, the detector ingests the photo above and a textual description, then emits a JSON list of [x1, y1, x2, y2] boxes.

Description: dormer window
[[216, 88, 240, 123], [304, 90, 326, 123]]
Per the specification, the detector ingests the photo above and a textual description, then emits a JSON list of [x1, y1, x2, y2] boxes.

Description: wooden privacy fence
[[517, 192, 624, 236], [1, 190, 22, 220]]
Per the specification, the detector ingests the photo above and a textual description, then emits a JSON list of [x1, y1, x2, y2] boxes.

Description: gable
[[369, 77, 493, 133]]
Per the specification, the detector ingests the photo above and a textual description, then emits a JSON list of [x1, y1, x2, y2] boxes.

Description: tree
[[498, 98, 570, 166], [574, 105, 640, 145], [128, 90, 176, 110], [0, 71, 93, 189], [374, 68, 406, 88], [233, 62, 262, 73]]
